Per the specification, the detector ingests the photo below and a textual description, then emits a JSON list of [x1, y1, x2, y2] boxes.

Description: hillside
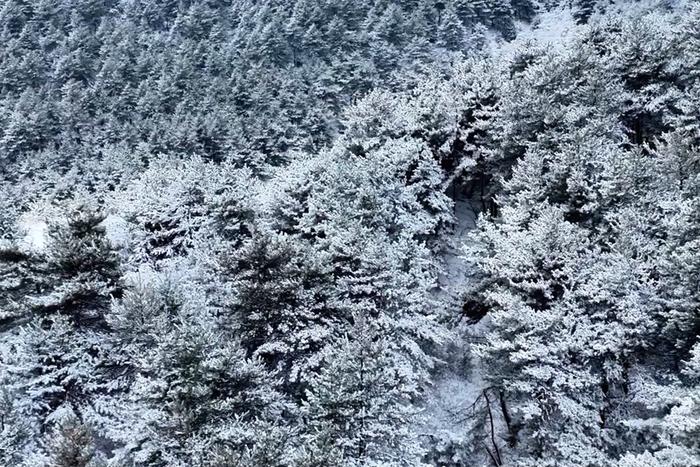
[[1, 0, 699, 466]]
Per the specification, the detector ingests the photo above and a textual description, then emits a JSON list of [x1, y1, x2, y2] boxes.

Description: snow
[[513, 8, 578, 50], [18, 214, 48, 253], [495, 0, 686, 62], [421, 188, 493, 455], [102, 214, 131, 248], [15, 212, 130, 254], [437, 193, 478, 307], [420, 374, 486, 442]]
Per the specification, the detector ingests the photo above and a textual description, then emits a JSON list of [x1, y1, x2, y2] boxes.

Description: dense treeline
[[0, 0, 539, 173], [1, 0, 699, 466]]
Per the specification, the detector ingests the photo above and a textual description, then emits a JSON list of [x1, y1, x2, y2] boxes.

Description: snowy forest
[[0, 0, 699, 465]]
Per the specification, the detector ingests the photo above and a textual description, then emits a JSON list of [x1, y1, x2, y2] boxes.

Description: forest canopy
[[1, 0, 699, 466]]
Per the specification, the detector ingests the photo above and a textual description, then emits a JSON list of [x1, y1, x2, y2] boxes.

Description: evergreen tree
[[0, 388, 31, 466], [573, 0, 596, 24], [620, 344, 700, 467], [105, 272, 295, 466], [301, 318, 423, 466], [45, 412, 100, 467], [437, 4, 467, 51], [2, 202, 121, 456]]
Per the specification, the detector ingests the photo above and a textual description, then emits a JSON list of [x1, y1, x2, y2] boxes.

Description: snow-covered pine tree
[[105, 271, 296, 466], [301, 316, 423, 466], [45, 412, 101, 467], [221, 227, 337, 392], [2, 201, 121, 460], [619, 344, 700, 467], [463, 24, 679, 465], [0, 388, 32, 466], [437, 3, 467, 51]]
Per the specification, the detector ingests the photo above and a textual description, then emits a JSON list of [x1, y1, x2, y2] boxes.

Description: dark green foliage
[[573, 0, 597, 24], [47, 415, 98, 467]]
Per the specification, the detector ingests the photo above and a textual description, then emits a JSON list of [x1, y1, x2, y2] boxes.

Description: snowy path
[[420, 194, 487, 455], [436, 195, 478, 311]]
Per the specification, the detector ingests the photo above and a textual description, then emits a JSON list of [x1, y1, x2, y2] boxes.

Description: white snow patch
[[485, 7, 578, 61], [420, 192, 490, 453], [421, 373, 487, 436], [101, 214, 131, 248], [515, 8, 578, 50], [437, 196, 478, 304], [18, 214, 48, 253]]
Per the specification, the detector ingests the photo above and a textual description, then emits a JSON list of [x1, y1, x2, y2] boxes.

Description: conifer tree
[[573, 0, 597, 24], [46, 413, 100, 467], [437, 4, 467, 51], [2, 202, 121, 457], [301, 317, 424, 466], [105, 272, 295, 466]]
